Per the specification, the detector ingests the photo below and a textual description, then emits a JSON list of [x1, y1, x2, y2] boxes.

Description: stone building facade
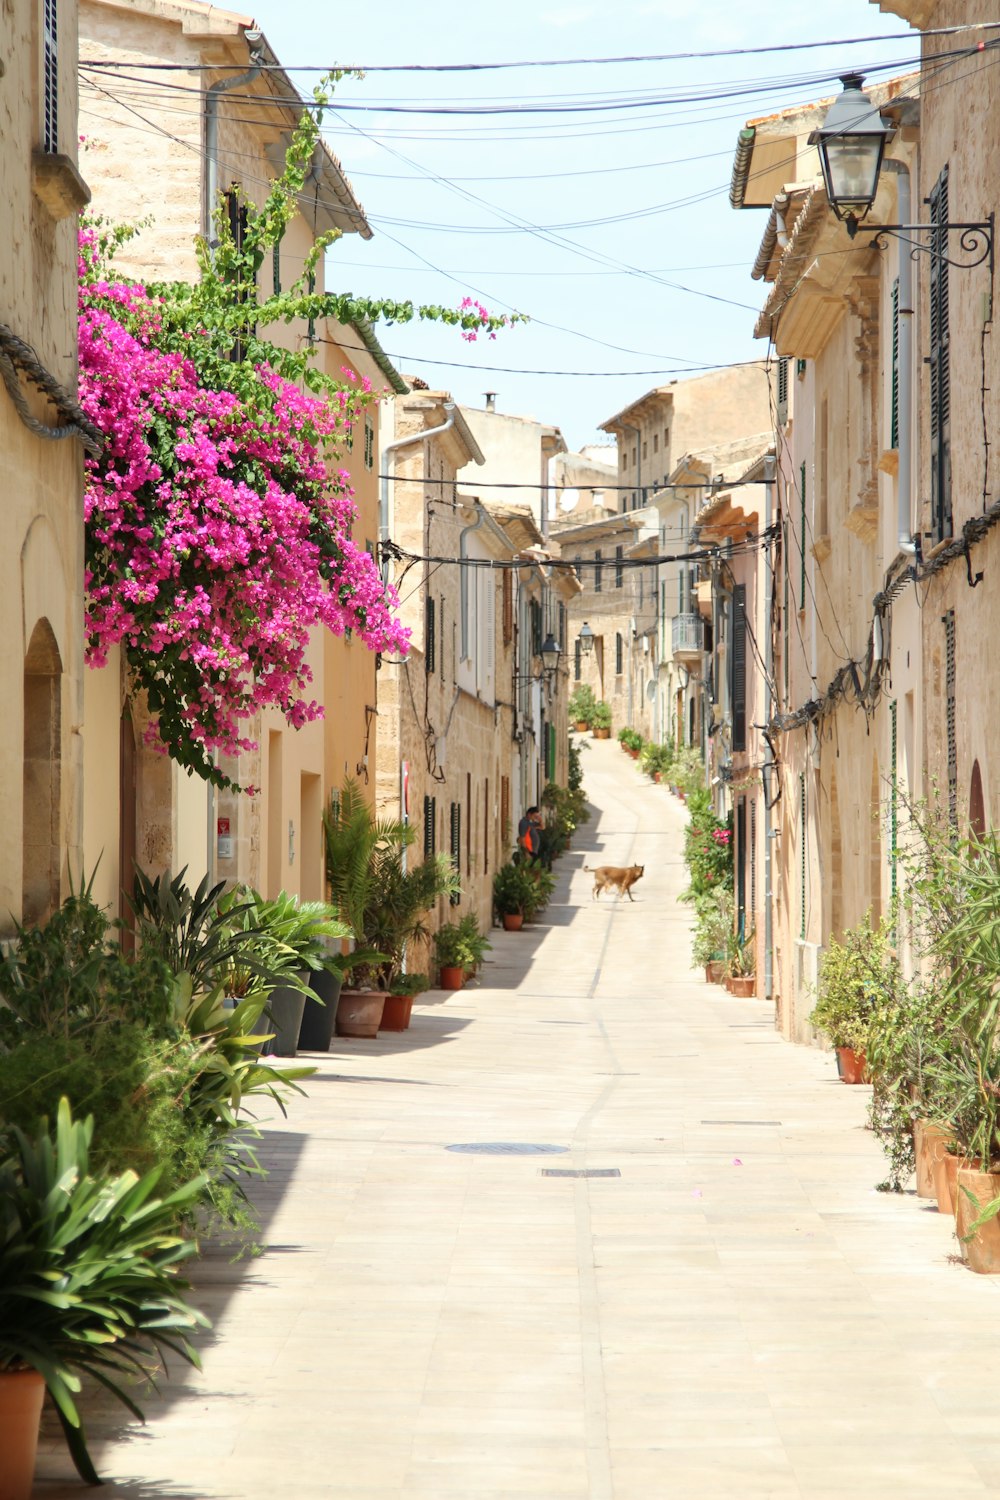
[[78, 0, 403, 915], [2, 0, 92, 933]]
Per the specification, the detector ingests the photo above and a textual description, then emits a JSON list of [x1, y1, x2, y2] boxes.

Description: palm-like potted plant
[[0, 1099, 208, 1496], [726, 929, 757, 998]]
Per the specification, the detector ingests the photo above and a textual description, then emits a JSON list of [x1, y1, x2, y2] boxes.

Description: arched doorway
[[23, 619, 62, 925], [970, 759, 987, 839]]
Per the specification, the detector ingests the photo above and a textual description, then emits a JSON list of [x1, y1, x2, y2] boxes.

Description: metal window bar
[[449, 802, 461, 904], [799, 773, 807, 941], [43, 0, 58, 154], [615, 632, 623, 676], [890, 277, 900, 450], [945, 610, 957, 827], [594, 550, 603, 593], [425, 596, 436, 675]]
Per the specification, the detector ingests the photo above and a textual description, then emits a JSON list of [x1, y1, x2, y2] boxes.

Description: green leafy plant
[[493, 861, 539, 919], [620, 727, 642, 752], [389, 972, 430, 997], [691, 887, 734, 968], [591, 700, 612, 732], [672, 745, 706, 797], [433, 922, 477, 970], [726, 928, 757, 980], [457, 913, 492, 971], [640, 740, 673, 779], [0, 1099, 208, 1484], [567, 740, 586, 792], [569, 683, 597, 726]]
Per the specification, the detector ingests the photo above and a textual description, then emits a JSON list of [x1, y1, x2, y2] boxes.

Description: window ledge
[[811, 534, 832, 563], [32, 152, 91, 220]]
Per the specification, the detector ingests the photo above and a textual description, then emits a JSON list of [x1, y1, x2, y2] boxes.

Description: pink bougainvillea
[[78, 230, 409, 789]]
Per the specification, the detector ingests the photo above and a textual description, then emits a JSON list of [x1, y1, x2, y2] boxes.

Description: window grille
[[364, 420, 374, 470], [423, 795, 436, 859], [615, 546, 624, 589], [615, 632, 623, 675], [945, 611, 957, 827], [890, 278, 900, 450], [425, 596, 436, 674], [449, 802, 461, 904], [929, 166, 952, 541], [777, 357, 789, 424], [594, 550, 603, 593], [42, 0, 58, 153], [799, 773, 807, 940]]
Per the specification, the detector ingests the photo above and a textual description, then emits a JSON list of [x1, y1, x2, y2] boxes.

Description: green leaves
[[0, 1099, 208, 1483]]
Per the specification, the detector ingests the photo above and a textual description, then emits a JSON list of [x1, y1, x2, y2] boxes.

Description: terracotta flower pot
[[955, 1167, 1000, 1273], [593, 728, 610, 740], [653, 772, 661, 783], [439, 965, 464, 990], [705, 959, 725, 984], [502, 912, 524, 932], [914, 1119, 952, 1201], [836, 1046, 868, 1085], [0, 1369, 45, 1500], [575, 720, 590, 732], [335, 989, 386, 1038], [379, 993, 415, 1032], [936, 1151, 981, 1217], [729, 975, 756, 998]]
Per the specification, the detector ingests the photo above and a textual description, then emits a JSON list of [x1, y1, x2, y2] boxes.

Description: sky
[[251, 0, 917, 452]]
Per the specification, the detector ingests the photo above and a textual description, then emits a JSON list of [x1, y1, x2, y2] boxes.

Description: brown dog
[[584, 864, 645, 901]]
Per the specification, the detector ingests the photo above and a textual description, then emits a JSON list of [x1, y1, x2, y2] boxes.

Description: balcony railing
[[671, 613, 705, 657]]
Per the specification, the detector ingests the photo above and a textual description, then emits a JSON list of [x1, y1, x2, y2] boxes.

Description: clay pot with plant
[[591, 700, 612, 738]]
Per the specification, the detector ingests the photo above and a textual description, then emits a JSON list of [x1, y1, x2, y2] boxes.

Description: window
[[558, 602, 566, 651], [574, 637, 582, 680], [929, 165, 952, 541], [731, 584, 747, 753], [425, 596, 436, 674], [364, 418, 374, 470], [42, 0, 58, 153], [423, 795, 437, 859], [615, 545, 624, 589], [529, 598, 543, 656], [777, 357, 789, 424], [484, 778, 490, 875], [594, 550, 603, 593], [615, 632, 623, 675], [736, 797, 747, 936], [449, 802, 461, 904], [642, 440, 648, 461], [889, 701, 898, 911], [653, 433, 659, 454], [224, 186, 253, 362], [272, 236, 282, 296]]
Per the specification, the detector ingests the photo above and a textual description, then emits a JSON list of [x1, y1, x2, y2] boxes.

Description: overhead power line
[[78, 21, 1000, 72]]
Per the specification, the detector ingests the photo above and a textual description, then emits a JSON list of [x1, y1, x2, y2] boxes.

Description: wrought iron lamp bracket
[[857, 213, 994, 274]]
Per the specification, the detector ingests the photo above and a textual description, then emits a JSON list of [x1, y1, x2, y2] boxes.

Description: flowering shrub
[[78, 77, 522, 791], [682, 787, 734, 901]]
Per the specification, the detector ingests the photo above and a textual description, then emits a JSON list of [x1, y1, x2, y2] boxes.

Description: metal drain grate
[[541, 1168, 621, 1178], [445, 1142, 569, 1156]]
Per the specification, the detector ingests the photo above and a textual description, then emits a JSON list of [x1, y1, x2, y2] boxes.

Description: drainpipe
[[379, 401, 459, 581], [885, 160, 916, 555], [459, 503, 486, 663], [763, 454, 776, 1005], [205, 35, 263, 243]]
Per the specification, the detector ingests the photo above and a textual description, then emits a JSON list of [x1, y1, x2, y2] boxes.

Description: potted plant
[[725, 929, 757, 998], [591, 700, 612, 739], [0, 1099, 208, 1494], [457, 912, 491, 976], [493, 861, 537, 929], [691, 887, 734, 983], [568, 683, 597, 733], [232, 890, 355, 1056], [380, 972, 430, 1032], [810, 917, 881, 1083], [433, 922, 475, 989]]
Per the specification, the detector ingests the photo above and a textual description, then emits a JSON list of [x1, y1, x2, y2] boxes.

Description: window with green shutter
[[449, 802, 461, 904], [425, 596, 436, 675], [423, 795, 436, 859]]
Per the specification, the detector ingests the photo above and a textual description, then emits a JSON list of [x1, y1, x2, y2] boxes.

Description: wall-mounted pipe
[[379, 402, 458, 580], [205, 34, 262, 244]]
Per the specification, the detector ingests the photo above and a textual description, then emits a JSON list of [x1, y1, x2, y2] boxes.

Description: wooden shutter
[[43, 0, 58, 153], [423, 795, 436, 858], [484, 778, 490, 874], [777, 357, 788, 423], [731, 584, 747, 753], [594, 550, 603, 593], [929, 166, 952, 541], [502, 569, 513, 645], [425, 596, 435, 674], [799, 462, 807, 609], [736, 797, 747, 935], [574, 638, 582, 681], [615, 632, 623, 675]]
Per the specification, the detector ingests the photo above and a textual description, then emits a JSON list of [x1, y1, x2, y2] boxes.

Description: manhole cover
[[541, 1168, 621, 1178], [445, 1142, 569, 1156]]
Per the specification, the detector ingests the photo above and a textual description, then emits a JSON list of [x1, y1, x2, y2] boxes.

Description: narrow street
[[38, 741, 1000, 1500]]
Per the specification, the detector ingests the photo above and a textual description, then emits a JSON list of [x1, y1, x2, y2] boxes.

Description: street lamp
[[540, 632, 561, 680], [809, 73, 892, 234], [810, 72, 994, 269], [578, 621, 595, 655]]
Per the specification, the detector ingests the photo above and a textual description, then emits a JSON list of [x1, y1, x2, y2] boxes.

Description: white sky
[[252, 1, 920, 450]]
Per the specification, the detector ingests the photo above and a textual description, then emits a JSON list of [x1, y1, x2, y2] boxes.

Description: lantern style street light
[[539, 633, 561, 679], [810, 72, 993, 270], [810, 74, 893, 235], [578, 621, 595, 655]]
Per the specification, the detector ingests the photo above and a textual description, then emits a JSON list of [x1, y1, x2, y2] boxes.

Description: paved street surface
[[36, 739, 1000, 1499]]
